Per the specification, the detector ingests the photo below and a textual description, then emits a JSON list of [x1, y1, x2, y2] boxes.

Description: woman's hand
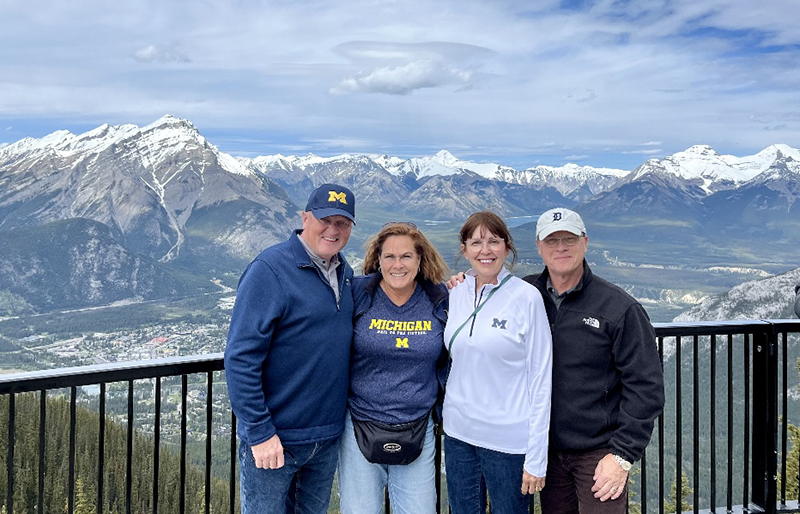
[[521, 470, 545, 495], [446, 272, 466, 289]]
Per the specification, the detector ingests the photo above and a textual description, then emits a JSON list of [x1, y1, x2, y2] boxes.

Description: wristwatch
[[613, 454, 632, 471]]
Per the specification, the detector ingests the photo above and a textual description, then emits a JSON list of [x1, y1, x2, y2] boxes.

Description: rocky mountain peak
[[0, 115, 293, 265], [681, 144, 719, 157], [433, 149, 459, 166]]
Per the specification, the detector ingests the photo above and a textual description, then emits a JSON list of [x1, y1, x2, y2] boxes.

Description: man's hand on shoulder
[[251, 434, 285, 469], [591, 453, 629, 502]]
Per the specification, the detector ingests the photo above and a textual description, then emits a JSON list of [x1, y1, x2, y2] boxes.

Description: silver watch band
[[613, 454, 632, 471]]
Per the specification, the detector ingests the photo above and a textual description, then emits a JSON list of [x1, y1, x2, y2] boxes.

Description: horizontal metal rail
[[1, 321, 799, 514]]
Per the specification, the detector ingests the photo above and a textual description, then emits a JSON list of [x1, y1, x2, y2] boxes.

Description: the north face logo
[[583, 317, 600, 329]]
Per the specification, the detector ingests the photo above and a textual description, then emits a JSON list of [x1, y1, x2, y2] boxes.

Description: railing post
[[750, 326, 778, 514]]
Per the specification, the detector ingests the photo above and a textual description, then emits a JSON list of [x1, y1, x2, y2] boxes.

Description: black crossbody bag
[[352, 412, 430, 465]]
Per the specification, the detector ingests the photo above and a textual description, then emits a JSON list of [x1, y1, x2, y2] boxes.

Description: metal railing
[[1, 320, 799, 514]]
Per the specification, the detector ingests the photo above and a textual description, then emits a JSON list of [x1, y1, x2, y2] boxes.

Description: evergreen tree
[[3, 392, 231, 514], [777, 358, 800, 501], [780, 424, 799, 500], [664, 468, 694, 513], [626, 467, 641, 514], [72, 478, 96, 514]]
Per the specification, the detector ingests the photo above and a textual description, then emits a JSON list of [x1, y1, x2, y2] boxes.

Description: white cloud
[[1, 0, 799, 168], [622, 148, 664, 156], [330, 41, 494, 95], [135, 43, 191, 63], [332, 60, 475, 95]]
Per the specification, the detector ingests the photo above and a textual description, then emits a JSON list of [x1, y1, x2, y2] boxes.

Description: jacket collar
[[290, 230, 314, 268], [466, 266, 511, 295], [290, 229, 346, 270]]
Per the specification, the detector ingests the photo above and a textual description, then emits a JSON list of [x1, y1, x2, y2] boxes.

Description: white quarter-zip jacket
[[443, 267, 553, 476]]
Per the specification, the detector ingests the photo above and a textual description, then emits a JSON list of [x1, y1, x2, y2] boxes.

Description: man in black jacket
[[524, 208, 664, 514]]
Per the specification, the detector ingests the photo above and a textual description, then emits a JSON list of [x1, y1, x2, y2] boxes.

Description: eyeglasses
[[382, 221, 417, 229], [318, 217, 353, 230], [541, 235, 582, 248], [465, 237, 505, 251]]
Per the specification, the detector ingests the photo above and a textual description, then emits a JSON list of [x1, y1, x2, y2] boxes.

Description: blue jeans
[[444, 434, 528, 514], [338, 410, 437, 514], [239, 436, 340, 514]]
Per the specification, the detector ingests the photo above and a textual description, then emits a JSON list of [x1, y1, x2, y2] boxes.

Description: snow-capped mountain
[[4, 117, 798, 234], [620, 144, 800, 195], [675, 266, 800, 321], [742, 146, 800, 188], [395, 150, 511, 180], [496, 163, 627, 201], [252, 149, 625, 200], [0, 115, 296, 264], [579, 158, 707, 223], [698, 149, 800, 260], [1, 114, 798, 314], [576, 143, 800, 232], [245, 153, 411, 207], [244, 143, 800, 220], [243, 150, 579, 218], [401, 174, 568, 219]]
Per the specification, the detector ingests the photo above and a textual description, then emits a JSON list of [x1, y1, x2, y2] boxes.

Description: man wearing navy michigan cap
[[225, 183, 356, 513]]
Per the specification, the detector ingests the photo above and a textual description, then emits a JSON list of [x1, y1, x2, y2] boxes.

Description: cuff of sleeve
[[244, 423, 277, 447]]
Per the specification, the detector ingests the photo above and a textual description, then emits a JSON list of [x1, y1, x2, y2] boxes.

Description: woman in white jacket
[[443, 211, 553, 514]]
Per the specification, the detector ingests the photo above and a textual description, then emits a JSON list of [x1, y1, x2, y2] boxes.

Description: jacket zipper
[[469, 287, 486, 337]]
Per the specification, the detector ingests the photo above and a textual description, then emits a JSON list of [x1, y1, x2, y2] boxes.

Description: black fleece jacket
[[524, 262, 664, 462]]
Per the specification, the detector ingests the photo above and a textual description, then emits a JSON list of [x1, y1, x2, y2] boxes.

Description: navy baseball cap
[[305, 183, 356, 223]]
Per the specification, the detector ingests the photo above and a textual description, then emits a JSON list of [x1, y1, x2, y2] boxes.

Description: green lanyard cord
[[447, 274, 512, 353]]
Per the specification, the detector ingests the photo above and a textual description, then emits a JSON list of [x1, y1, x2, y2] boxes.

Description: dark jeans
[[540, 447, 627, 514], [239, 437, 339, 514], [444, 434, 528, 514]]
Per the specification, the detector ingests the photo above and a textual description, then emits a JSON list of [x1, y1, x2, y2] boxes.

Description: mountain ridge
[[674, 266, 800, 321], [1, 115, 798, 314]]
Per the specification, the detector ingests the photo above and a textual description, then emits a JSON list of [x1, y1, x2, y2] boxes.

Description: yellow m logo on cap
[[328, 191, 348, 204]]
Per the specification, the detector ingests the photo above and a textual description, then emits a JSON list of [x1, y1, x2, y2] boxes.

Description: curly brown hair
[[362, 223, 448, 283]]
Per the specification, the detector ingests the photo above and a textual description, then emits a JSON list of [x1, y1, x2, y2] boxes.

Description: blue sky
[[1, 0, 798, 170]]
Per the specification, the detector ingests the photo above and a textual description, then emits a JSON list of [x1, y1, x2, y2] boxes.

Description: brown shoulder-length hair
[[458, 211, 518, 268], [362, 223, 448, 283]]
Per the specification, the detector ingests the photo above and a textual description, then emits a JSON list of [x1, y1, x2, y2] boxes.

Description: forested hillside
[[0, 393, 234, 514]]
